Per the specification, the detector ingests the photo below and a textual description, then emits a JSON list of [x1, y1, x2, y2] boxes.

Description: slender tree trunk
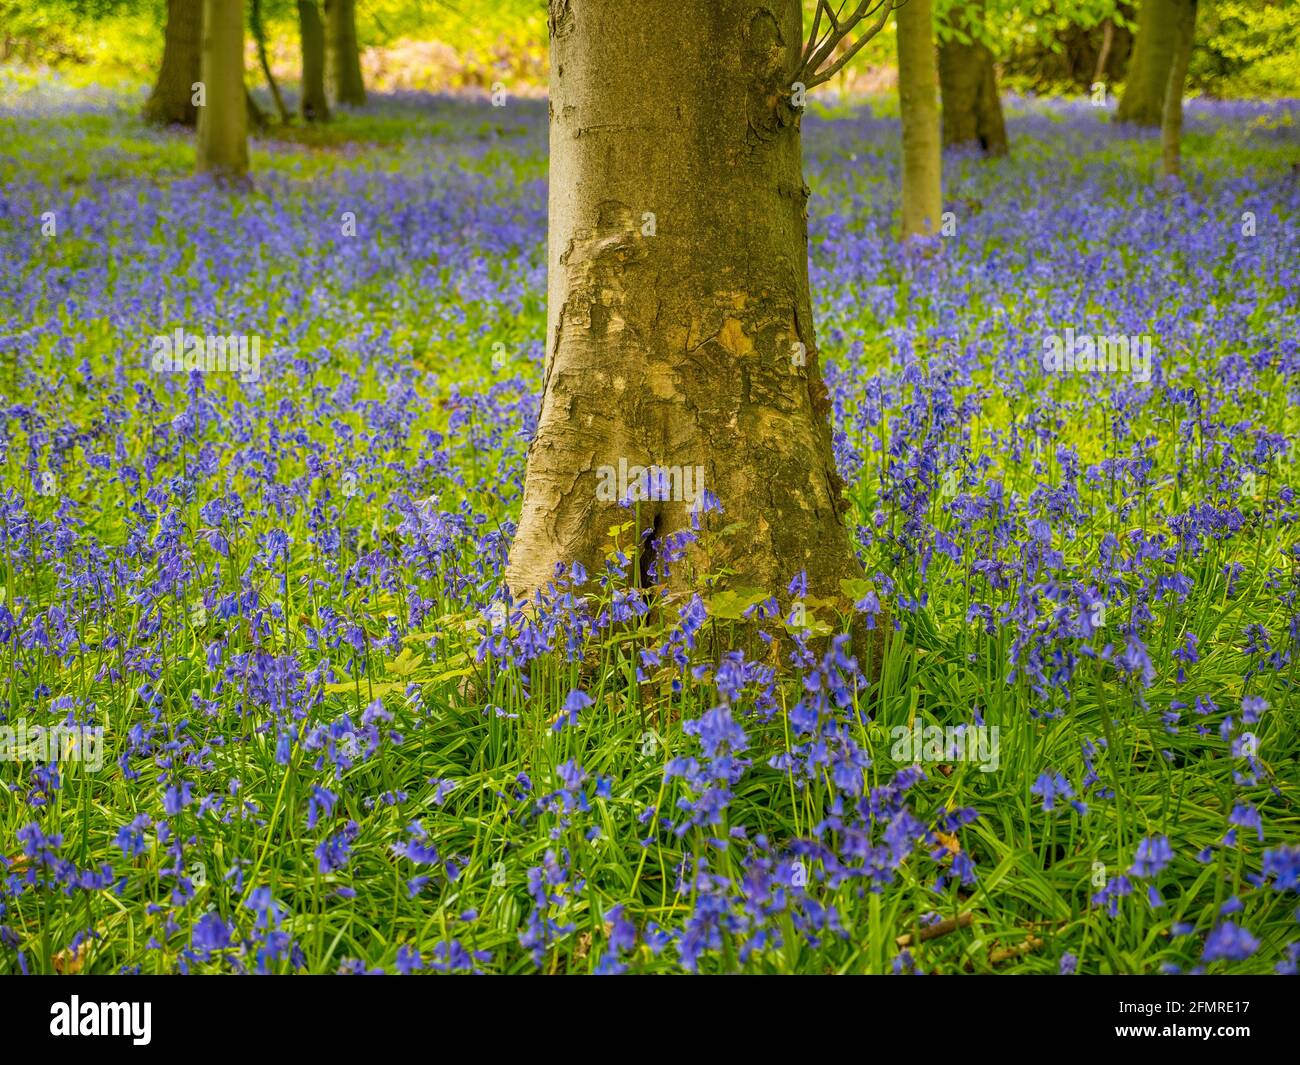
[[246, 86, 269, 130], [1117, 0, 1181, 125], [252, 0, 291, 124], [1093, 18, 1115, 87], [1160, 0, 1197, 178], [509, 0, 870, 655], [975, 47, 1008, 156], [325, 0, 366, 106], [143, 0, 202, 126], [896, 0, 942, 238], [298, 0, 330, 121], [197, 0, 249, 181], [938, 5, 1008, 156]]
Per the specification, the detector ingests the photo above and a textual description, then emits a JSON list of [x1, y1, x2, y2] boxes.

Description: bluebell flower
[[1130, 836, 1173, 878], [1202, 922, 1259, 963]]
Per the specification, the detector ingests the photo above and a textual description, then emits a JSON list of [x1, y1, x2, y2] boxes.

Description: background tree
[[143, 0, 202, 125], [197, 0, 249, 179], [245, 86, 269, 129], [1093, 13, 1117, 85], [993, 1, 1135, 94], [896, 0, 941, 238], [1117, 0, 1181, 124], [936, 0, 1008, 156], [508, 0, 892, 658], [1161, 0, 1198, 176], [325, 0, 365, 105], [298, 0, 330, 120], [251, 0, 291, 123]]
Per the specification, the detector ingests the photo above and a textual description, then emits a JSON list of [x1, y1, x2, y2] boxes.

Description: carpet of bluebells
[[0, 76, 1298, 975]]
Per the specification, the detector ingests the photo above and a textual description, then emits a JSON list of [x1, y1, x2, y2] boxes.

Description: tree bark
[[508, 0, 869, 653], [896, 0, 942, 238], [298, 0, 330, 121], [1160, 0, 1197, 178], [196, 0, 249, 181], [143, 0, 201, 126], [1117, 0, 1181, 126], [325, 0, 366, 106], [938, 5, 1008, 157]]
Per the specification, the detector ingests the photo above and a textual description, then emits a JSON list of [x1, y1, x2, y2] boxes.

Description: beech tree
[[299, 0, 330, 121], [896, 0, 942, 237], [936, 0, 1008, 156], [325, 0, 366, 106], [1160, 0, 1198, 176], [143, 0, 202, 126], [196, 0, 249, 180], [507, 0, 894, 654], [1117, 0, 1181, 125]]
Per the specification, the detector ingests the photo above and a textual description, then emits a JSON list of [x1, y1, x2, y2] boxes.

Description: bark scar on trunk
[[539, 198, 645, 422], [744, 6, 799, 151], [548, 0, 575, 39]]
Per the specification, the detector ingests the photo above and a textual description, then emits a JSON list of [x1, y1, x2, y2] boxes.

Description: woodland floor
[[0, 82, 1297, 973]]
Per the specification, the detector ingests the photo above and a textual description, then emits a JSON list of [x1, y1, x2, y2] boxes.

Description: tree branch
[[797, 0, 897, 90]]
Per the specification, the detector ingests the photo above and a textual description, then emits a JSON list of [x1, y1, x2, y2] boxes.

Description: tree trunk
[[325, 0, 366, 106], [253, 0, 291, 124], [143, 0, 201, 126], [508, 0, 868, 651], [1117, 0, 1181, 126], [246, 86, 269, 130], [197, 0, 249, 181], [938, 6, 1008, 157], [896, 0, 942, 238], [1160, 0, 1197, 178], [298, 0, 330, 121], [1092, 18, 1116, 88]]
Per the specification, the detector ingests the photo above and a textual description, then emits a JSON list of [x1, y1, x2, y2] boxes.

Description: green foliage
[[3, 0, 1296, 98], [1192, 0, 1300, 96]]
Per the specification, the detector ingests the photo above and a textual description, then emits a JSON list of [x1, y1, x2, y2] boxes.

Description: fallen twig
[[989, 936, 1045, 966], [895, 910, 975, 948]]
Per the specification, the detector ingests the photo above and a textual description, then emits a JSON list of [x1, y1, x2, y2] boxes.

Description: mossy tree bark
[[508, 0, 869, 646], [143, 0, 201, 127], [937, 4, 1008, 157], [298, 0, 331, 121], [896, 0, 942, 237], [1117, 0, 1181, 125], [325, 0, 366, 106], [1160, 0, 1197, 177], [196, 0, 249, 181]]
